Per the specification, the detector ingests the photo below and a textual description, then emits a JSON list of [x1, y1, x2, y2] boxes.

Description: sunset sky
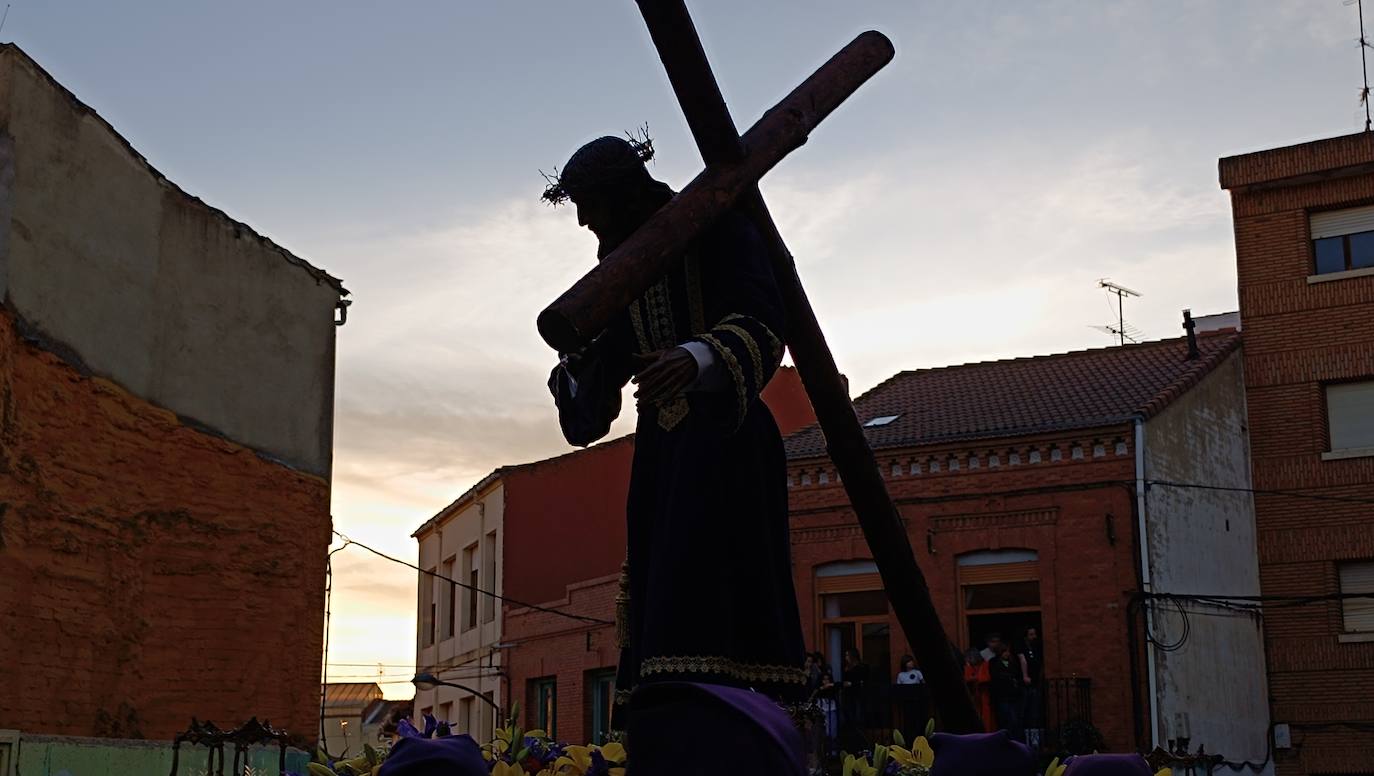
[[14, 1, 1367, 695]]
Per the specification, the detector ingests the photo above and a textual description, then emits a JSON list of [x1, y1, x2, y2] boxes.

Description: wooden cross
[[537, 0, 981, 732]]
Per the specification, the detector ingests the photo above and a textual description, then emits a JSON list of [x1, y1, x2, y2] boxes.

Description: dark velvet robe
[[549, 211, 806, 720]]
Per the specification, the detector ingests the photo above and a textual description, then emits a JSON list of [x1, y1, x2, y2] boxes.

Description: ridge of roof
[[410, 434, 635, 538], [0, 43, 347, 295], [783, 330, 1242, 460]]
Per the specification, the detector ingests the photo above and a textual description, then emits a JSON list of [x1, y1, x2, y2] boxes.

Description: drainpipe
[[1134, 418, 1160, 751]]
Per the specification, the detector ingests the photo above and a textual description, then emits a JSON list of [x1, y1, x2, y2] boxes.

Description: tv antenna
[[1348, 0, 1373, 131], [1095, 279, 1142, 346]]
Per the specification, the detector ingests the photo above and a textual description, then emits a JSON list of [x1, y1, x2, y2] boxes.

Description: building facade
[[784, 332, 1271, 766], [0, 45, 345, 742], [409, 368, 820, 745], [412, 474, 509, 742], [1220, 132, 1374, 775]]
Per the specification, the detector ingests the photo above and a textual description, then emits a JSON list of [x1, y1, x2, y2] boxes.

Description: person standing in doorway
[[963, 649, 993, 732], [988, 643, 1026, 742], [840, 648, 869, 750], [1019, 627, 1045, 749]]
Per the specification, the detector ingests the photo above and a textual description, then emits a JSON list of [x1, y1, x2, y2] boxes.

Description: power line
[[1146, 479, 1374, 507], [332, 530, 614, 626]]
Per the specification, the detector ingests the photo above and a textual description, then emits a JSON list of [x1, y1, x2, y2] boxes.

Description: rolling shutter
[[1327, 381, 1374, 452], [1311, 205, 1374, 239], [1340, 562, 1374, 633]]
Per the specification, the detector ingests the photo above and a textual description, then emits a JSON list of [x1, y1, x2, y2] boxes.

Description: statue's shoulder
[[700, 209, 763, 249]]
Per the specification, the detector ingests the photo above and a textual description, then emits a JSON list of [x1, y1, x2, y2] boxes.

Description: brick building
[[413, 435, 636, 744], [411, 368, 818, 744], [1220, 133, 1374, 775], [784, 330, 1270, 763], [0, 45, 346, 743]]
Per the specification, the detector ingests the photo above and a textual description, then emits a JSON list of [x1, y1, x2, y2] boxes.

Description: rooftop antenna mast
[[1097, 279, 1142, 346], [1350, 0, 1373, 130]]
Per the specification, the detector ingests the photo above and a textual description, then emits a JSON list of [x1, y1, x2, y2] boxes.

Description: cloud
[[316, 65, 1239, 694]]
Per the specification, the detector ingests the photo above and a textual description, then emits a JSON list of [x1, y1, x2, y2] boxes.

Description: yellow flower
[[912, 735, 935, 768], [554, 744, 626, 776], [599, 742, 627, 765], [492, 762, 524, 776], [555, 744, 594, 773], [1154, 770, 1173, 776]]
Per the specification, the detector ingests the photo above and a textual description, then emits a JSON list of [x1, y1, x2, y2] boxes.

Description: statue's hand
[[632, 348, 698, 405]]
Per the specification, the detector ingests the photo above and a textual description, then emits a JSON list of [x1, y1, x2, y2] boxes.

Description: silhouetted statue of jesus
[[546, 135, 806, 725]]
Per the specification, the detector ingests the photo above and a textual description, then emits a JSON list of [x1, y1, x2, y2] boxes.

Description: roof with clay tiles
[[784, 331, 1242, 460]]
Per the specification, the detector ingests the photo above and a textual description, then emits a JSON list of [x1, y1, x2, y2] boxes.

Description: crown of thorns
[[540, 127, 656, 206]]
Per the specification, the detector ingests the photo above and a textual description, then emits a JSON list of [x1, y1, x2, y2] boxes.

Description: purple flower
[[587, 749, 613, 776], [422, 713, 439, 738], [396, 717, 422, 739]]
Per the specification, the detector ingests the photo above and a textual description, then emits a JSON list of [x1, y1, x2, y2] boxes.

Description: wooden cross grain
[[537, 1, 982, 733]]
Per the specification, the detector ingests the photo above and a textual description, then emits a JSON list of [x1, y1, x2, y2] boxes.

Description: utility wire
[[320, 542, 349, 758], [327, 479, 1366, 632], [332, 530, 613, 626], [1145, 479, 1374, 506]]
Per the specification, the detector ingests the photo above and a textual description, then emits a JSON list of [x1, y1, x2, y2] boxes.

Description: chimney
[[1182, 309, 1199, 360]]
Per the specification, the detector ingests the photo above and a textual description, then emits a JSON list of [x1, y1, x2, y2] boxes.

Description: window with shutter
[[1340, 561, 1374, 634], [1311, 206, 1374, 275], [1326, 381, 1374, 455]]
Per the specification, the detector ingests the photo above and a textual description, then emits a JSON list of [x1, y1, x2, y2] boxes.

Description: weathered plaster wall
[[0, 44, 343, 476], [0, 308, 331, 741], [1143, 351, 1271, 771]]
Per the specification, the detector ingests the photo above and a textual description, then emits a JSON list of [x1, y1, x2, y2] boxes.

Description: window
[[483, 531, 498, 623], [462, 543, 479, 632], [0, 729, 17, 776], [957, 550, 1041, 651], [482, 691, 497, 741], [1340, 561, 1374, 634], [1327, 381, 1374, 455], [459, 697, 475, 735], [530, 677, 557, 737], [441, 559, 456, 640], [822, 589, 888, 618], [420, 568, 436, 646], [816, 561, 891, 682], [439, 702, 453, 726], [1310, 205, 1374, 275], [864, 414, 900, 428], [587, 669, 617, 745]]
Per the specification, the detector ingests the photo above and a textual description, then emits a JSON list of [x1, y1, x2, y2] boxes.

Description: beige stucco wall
[[0, 45, 343, 476], [415, 480, 506, 737], [1143, 350, 1272, 773]]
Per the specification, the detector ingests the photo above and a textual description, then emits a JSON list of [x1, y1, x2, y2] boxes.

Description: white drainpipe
[[1135, 418, 1161, 750]]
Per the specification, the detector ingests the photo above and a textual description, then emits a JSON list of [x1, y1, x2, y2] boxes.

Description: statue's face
[[572, 192, 619, 242]]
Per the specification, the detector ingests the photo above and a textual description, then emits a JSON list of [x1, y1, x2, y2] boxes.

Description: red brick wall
[[1224, 133, 1374, 776], [504, 575, 618, 744], [761, 366, 819, 436], [504, 438, 634, 606], [788, 428, 1143, 751], [498, 369, 829, 741], [0, 306, 331, 742]]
